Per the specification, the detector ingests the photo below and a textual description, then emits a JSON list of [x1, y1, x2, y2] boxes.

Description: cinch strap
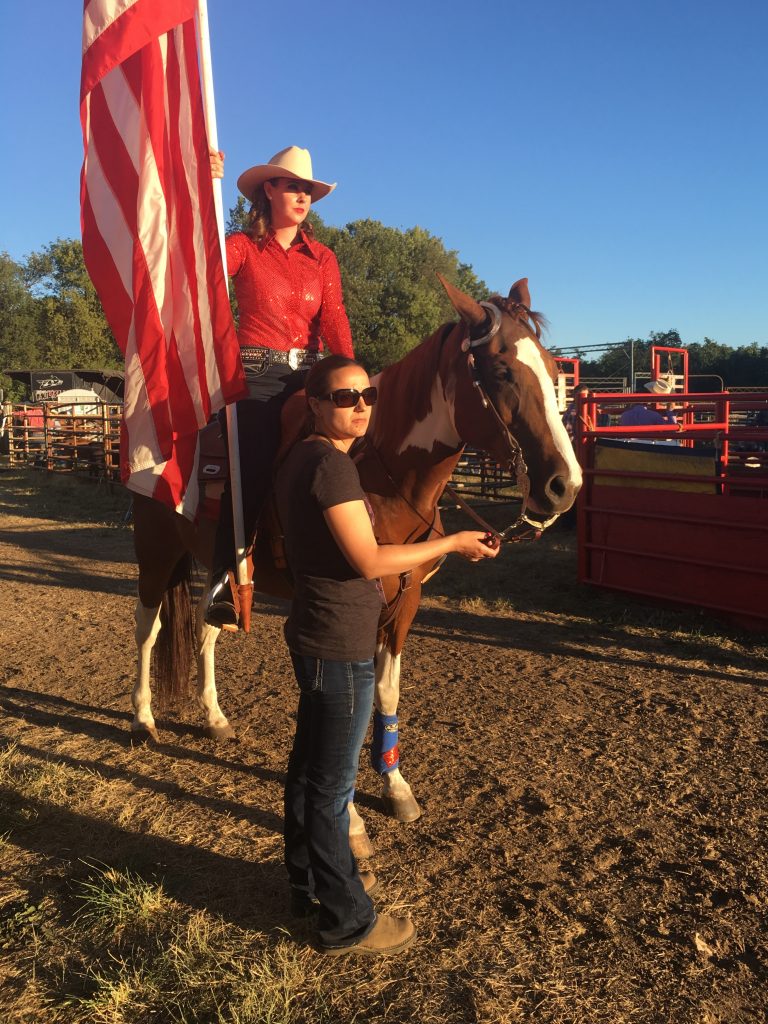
[[371, 711, 399, 775]]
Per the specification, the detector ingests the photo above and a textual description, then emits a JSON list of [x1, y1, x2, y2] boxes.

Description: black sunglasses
[[320, 387, 378, 408]]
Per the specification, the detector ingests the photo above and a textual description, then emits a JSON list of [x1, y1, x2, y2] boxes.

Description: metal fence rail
[[3, 401, 121, 480]]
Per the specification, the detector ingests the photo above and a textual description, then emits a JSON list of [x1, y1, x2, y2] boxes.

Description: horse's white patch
[[394, 377, 461, 455], [515, 337, 583, 487]]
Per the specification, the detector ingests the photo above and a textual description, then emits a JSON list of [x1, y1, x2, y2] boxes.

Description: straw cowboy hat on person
[[236, 146, 336, 203], [645, 376, 676, 395]]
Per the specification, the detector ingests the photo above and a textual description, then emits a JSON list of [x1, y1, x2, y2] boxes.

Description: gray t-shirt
[[275, 439, 382, 661]]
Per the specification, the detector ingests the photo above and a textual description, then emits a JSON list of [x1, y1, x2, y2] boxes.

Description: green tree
[[24, 238, 120, 369], [226, 196, 250, 235], [0, 252, 40, 397], [314, 218, 490, 371]]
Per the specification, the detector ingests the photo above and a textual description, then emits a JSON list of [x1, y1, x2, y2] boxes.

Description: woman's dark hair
[[304, 355, 364, 400], [297, 355, 366, 441], [246, 180, 316, 243]]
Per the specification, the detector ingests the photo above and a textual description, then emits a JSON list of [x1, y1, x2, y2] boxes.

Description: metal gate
[[4, 400, 121, 480], [575, 389, 768, 629]]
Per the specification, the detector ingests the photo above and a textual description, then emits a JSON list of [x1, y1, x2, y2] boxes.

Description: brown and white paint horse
[[130, 277, 581, 847]]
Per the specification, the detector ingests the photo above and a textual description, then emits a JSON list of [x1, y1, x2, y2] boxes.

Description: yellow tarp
[[593, 443, 716, 492]]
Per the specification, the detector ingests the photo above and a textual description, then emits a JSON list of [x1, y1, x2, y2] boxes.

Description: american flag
[[80, 0, 246, 516]]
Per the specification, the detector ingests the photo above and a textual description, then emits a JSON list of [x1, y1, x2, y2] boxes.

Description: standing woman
[[275, 355, 499, 956], [207, 146, 354, 628]]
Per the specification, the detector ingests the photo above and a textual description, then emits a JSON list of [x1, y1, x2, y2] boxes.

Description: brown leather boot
[[319, 914, 416, 957]]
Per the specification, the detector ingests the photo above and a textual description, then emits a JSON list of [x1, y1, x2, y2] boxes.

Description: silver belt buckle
[[288, 348, 303, 371]]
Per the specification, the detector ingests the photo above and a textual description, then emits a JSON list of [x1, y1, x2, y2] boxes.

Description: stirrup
[[204, 573, 239, 630]]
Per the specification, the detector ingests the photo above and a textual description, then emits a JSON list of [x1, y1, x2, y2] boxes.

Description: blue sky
[[1, 0, 765, 352]]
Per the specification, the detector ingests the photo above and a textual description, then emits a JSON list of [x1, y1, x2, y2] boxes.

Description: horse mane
[[487, 295, 548, 340], [370, 323, 457, 454]]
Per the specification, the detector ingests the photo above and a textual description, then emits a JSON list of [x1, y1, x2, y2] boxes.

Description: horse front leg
[[132, 601, 162, 742], [195, 591, 236, 741], [348, 799, 374, 860], [372, 643, 422, 822]]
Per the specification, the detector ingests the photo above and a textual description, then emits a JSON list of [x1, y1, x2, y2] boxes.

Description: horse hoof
[[204, 724, 237, 742], [349, 829, 375, 860], [130, 726, 160, 744], [385, 793, 422, 823]]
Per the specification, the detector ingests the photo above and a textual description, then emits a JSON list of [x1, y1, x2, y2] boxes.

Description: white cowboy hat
[[645, 377, 675, 395], [236, 146, 336, 203]]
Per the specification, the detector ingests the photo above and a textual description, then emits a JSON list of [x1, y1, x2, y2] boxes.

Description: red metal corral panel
[[581, 485, 768, 626]]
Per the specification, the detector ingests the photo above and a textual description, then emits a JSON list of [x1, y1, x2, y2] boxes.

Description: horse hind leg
[[195, 586, 236, 741], [132, 602, 162, 742], [373, 643, 422, 823]]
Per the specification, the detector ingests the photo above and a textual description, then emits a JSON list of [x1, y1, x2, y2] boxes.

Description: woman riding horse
[[205, 146, 354, 629]]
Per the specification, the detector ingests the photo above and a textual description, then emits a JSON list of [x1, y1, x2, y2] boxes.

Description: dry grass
[[0, 465, 131, 526]]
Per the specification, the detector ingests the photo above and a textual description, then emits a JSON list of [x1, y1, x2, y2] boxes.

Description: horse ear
[[508, 278, 531, 308], [437, 273, 487, 327]]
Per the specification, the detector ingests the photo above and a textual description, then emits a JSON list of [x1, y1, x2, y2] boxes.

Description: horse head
[[438, 276, 582, 519]]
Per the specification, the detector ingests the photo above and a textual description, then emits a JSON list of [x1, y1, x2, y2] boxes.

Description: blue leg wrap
[[371, 711, 399, 774]]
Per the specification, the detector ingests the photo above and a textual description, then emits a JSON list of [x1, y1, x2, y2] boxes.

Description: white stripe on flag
[[82, 0, 139, 55]]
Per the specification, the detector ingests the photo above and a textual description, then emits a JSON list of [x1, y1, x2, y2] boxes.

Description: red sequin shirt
[[226, 230, 354, 357]]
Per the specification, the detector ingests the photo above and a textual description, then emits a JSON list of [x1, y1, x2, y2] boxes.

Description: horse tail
[[153, 553, 196, 707]]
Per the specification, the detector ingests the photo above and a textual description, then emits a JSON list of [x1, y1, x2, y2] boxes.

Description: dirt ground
[[1, 468, 767, 1023]]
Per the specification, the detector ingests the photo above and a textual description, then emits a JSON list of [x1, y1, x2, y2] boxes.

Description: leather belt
[[240, 346, 323, 370]]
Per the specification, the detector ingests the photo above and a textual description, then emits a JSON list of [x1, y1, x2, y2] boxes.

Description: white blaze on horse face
[[514, 337, 583, 487], [394, 376, 461, 455]]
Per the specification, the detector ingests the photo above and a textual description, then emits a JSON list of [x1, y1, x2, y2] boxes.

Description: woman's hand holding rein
[[324, 501, 500, 579]]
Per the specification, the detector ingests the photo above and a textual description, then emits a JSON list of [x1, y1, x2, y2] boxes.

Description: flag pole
[[196, 0, 253, 631]]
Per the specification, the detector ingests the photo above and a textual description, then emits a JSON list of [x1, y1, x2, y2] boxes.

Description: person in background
[[619, 378, 681, 444], [206, 146, 354, 629], [275, 354, 499, 956], [562, 385, 593, 442]]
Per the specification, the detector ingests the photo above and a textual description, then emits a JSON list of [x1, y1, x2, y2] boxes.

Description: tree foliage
[[0, 253, 39, 395], [24, 239, 120, 369], [2, 218, 766, 397], [577, 327, 768, 389], [311, 216, 489, 371]]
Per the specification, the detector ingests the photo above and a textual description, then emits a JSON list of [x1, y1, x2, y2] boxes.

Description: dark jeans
[[212, 363, 309, 576], [285, 652, 377, 948]]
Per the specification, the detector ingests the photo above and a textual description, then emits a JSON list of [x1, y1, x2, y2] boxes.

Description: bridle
[[457, 301, 560, 541]]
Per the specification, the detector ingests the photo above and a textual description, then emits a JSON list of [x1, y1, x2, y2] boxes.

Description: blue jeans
[[284, 653, 376, 947]]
